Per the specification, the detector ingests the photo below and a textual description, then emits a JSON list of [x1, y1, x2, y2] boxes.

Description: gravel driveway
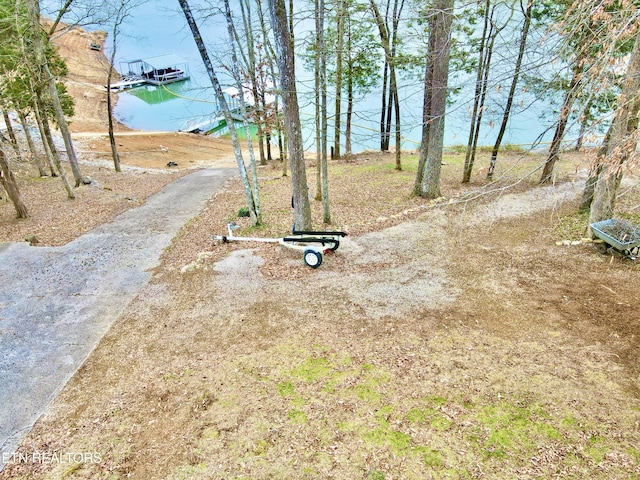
[[0, 168, 233, 467]]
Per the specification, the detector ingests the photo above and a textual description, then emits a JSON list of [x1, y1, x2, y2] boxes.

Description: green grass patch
[[290, 357, 332, 382], [288, 408, 308, 424], [553, 210, 591, 240], [277, 381, 295, 397]]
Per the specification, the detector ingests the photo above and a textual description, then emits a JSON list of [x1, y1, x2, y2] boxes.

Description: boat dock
[[110, 54, 189, 90]]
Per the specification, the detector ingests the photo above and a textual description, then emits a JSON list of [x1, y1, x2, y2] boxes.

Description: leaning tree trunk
[[238, 0, 267, 165], [2, 109, 22, 162], [31, 96, 57, 177], [224, 0, 262, 223], [18, 110, 47, 176], [540, 60, 584, 184], [179, 0, 259, 224], [269, 0, 313, 230], [256, 0, 287, 171], [0, 138, 29, 218], [487, 0, 532, 180], [27, 0, 83, 187], [36, 91, 75, 199]]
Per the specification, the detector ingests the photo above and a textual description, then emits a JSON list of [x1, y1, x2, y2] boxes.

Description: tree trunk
[[27, 0, 83, 186], [2, 109, 22, 162], [32, 96, 57, 177], [333, 0, 345, 160], [179, 0, 259, 224], [464, 7, 508, 183], [370, 0, 403, 169], [269, 0, 313, 230], [46, 61, 84, 185], [380, 60, 390, 151], [588, 34, 640, 229], [0, 139, 29, 218], [36, 92, 75, 198], [239, 0, 267, 166], [319, 0, 329, 222], [224, 0, 262, 224], [314, 0, 323, 200], [107, 21, 121, 172], [462, 0, 490, 183], [345, 17, 353, 158], [256, 0, 287, 171], [416, 0, 454, 198], [346, 71, 353, 158], [487, 0, 532, 180], [18, 111, 47, 176], [540, 60, 583, 184]]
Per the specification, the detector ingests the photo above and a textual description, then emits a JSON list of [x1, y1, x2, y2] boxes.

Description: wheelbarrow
[[590, 218, 640, 259], [212, 223, 347, 268]]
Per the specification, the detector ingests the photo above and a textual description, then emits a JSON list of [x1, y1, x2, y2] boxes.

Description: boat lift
[[212, 223, 347, 268]]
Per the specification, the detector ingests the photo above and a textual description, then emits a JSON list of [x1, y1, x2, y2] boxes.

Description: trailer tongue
[[212, 223, 347, 268]]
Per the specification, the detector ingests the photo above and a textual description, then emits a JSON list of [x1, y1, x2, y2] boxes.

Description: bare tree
[[462, 0, 511, 183], [237, 0, 268, 165], [104, 0, 134, 173], [486, 0, 532, 180], [1, 109, 22, 162], [369, 0, 404, 170], [223, 0, 262, 222], [179, 0, 260, 224], [17, 110, 48, 177], [256, 0, 287, 172]]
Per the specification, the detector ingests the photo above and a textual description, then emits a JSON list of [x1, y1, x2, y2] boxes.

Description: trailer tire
[[304, 249, 322, 268]]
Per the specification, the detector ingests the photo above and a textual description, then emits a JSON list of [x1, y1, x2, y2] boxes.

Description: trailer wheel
[[304, 249, 322, 268]]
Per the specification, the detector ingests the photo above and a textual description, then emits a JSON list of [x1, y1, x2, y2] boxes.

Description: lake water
[[48, 0, 566, 153]]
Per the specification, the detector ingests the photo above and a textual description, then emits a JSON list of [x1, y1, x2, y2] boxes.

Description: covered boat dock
[[111, 54, 189, 90]]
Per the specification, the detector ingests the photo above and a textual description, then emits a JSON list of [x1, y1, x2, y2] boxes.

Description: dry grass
[[0, 160, 185, 246]]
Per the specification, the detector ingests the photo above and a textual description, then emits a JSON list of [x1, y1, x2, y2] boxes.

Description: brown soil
[[2, 24, 640, 480]]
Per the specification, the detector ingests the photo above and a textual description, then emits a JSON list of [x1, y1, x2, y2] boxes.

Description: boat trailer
[[212, 223, 347, 268]]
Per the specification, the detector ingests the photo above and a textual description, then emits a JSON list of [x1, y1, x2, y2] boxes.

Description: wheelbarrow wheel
[[304, 249, 322, 268]]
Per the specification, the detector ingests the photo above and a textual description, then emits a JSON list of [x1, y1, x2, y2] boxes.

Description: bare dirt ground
[[2, 24, 640, 480]]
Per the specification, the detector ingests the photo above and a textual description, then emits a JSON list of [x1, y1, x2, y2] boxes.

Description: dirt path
[[0, 168, 234, 468]]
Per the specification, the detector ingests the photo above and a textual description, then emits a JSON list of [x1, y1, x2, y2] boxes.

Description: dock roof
[[124, 54, 187, 69]]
